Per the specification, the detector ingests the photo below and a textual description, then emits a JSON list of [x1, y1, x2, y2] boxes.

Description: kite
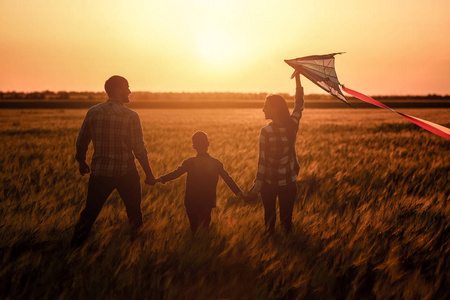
[[285, 53, 450, 140]]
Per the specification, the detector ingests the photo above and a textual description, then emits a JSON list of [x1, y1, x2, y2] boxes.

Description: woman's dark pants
[[261, 182, 297, 234]]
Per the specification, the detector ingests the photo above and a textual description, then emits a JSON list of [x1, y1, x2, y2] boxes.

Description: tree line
[[0, 91, 449, 101]]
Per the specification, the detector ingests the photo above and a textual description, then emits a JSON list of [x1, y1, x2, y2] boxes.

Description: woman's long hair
[[265, 94, 298, 143]]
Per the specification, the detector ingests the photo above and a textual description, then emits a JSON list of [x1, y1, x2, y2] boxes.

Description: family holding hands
[[71, 74, 304, 248]]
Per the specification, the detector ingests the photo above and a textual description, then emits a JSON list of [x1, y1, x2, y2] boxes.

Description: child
[[156, 131, 243, 234]]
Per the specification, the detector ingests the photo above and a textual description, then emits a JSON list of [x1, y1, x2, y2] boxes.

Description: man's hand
[[78, 161, 90, 176], [144, 176, 157, 185]]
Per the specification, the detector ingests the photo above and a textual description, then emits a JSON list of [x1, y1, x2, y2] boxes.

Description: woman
[[247, 74, 304, 235]]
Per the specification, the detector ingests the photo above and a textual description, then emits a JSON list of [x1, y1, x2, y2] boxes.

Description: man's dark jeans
[[261, 182, 297, 234], [71, 170, 142, 248]]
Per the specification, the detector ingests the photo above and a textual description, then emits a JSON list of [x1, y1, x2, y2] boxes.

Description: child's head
[[192, 131, 210, 153]]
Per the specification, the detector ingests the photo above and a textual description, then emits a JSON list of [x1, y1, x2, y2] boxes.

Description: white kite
[[285, 53, 450, 140]]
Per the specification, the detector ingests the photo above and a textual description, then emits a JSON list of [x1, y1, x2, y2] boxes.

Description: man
[[71, 75, 155, 248]]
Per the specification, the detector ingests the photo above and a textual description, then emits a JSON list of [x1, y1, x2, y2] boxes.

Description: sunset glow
[[197, 31, 241, 66], [1, 0, 450, 94]]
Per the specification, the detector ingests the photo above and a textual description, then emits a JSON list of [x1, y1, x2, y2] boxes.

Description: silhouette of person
[[71, 75, 156, 248], [156, 131, 243, 234], [245, 74, 304, 235]]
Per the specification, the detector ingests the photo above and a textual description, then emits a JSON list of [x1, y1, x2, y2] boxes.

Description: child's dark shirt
[[159, 153, 242, 209]]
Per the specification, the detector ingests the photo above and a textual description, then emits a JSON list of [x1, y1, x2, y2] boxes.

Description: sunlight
[[196, 30, 241, 68]]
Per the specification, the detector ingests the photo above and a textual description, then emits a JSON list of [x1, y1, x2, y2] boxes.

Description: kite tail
[[342, 85, 450, 140]]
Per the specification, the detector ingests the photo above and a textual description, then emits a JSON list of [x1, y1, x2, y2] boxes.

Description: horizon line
[[1, 90, 450, 98]]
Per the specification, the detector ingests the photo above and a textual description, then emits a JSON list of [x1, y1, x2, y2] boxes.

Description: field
[[0, 107, 449, 299]]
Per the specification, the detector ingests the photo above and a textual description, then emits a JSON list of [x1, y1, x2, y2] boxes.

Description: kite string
[[341, 85, 450, 140]]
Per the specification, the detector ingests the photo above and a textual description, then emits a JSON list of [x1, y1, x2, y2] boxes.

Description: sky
[[1, 0, 450, 95]]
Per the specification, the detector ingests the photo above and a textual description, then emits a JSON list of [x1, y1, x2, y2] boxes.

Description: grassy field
[[0, 107, 449, 299]]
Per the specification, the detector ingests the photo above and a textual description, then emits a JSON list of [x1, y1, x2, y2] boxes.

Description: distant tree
[[57, 91, 69, 99], [43, 90, 56, 99], [25, 92, 45, 99]]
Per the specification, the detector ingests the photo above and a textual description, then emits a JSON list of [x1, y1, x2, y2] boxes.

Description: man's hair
[[192, 131, 209, 149], [104, 75, 128, 97]]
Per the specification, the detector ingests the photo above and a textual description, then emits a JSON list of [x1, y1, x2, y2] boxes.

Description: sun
[[196, 30, 240, 67]]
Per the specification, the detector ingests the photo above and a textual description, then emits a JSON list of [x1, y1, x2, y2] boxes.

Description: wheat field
[[0, 107, 449, 299]]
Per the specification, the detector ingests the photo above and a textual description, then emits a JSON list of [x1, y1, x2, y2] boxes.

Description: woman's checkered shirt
[[250, 86, 304, 193]]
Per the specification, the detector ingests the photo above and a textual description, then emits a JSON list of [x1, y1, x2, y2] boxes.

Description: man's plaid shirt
[[250, 86, 304, 193], [75, 99, 148, 177]]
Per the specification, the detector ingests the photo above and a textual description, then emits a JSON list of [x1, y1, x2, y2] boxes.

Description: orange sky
[[1, 0, 450, 95]]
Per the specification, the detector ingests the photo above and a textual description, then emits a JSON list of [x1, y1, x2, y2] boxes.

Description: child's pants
[[185, 206, 212, 233]]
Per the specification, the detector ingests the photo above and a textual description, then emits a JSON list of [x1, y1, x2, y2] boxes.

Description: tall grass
[[0, 108, 449, 299]]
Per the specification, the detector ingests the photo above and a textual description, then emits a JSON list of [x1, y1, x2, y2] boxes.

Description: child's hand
[[155, 177, 165, 184], [243, 192, 258, 205]]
